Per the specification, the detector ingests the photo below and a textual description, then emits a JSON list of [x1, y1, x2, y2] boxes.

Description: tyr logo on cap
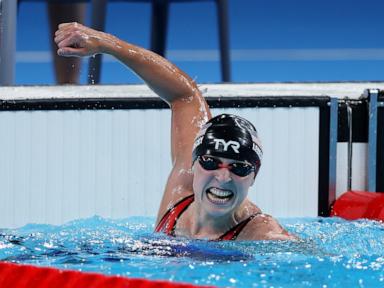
[[213, 139, 240, 153]]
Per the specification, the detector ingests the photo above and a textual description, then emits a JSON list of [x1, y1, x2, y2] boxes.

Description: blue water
[[0, 216, 384, 287]]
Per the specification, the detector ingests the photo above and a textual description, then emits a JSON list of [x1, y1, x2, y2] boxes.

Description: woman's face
[[192, 155, 256, 217]]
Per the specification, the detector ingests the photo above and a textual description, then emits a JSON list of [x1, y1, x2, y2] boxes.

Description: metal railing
[[0, 0, 17, 85]]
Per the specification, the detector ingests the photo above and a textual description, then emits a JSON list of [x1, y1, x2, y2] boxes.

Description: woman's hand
[[54, 22, 113, 57]]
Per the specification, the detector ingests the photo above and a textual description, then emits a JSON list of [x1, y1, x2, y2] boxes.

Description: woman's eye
[[233, 163, 251, 170]]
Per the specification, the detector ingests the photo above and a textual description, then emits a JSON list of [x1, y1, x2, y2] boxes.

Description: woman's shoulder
[[156, 185, 194, 225], [237, 213, 297, 241]]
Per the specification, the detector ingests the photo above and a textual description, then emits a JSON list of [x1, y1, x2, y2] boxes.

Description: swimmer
[[54, 23, 296, 241]]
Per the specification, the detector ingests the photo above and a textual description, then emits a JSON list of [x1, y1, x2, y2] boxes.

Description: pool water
[[0, 216, 383, 287]]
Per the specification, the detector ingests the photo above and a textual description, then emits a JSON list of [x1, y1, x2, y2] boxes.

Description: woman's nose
[[214, 167, 232, 183]]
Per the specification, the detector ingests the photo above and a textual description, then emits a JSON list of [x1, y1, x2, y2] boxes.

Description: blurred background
[[14, 0, 384, 84]]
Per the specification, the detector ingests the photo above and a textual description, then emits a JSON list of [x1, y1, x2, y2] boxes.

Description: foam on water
[[0, 216, 383, 287]]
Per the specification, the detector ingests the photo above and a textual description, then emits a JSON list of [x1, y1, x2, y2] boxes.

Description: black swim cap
[[192, 114, 262, 168]]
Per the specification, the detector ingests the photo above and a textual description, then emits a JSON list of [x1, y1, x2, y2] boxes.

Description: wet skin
[[192, 155, 256, 219]]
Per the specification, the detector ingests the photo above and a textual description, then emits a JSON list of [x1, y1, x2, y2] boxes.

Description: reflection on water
[[1, 216, 384, 287]]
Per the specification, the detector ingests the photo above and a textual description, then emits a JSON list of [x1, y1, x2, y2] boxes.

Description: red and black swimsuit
[[155, 195, 261, 241]]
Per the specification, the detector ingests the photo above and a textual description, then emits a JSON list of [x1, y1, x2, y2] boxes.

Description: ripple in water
[[1, 216, 384, 287]]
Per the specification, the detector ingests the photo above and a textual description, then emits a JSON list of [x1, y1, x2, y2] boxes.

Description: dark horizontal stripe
[[0, 98, 168, 111], [0, 96, 331, 111], [207, 96, 330, 108]]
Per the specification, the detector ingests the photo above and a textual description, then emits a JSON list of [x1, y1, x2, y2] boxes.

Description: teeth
[[209, 188, 233, 197], [206, 188, 234, 205]]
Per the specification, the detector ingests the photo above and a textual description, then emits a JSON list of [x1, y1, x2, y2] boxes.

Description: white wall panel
[[0, 107, 319, 228], [215, 108, 319, 218]]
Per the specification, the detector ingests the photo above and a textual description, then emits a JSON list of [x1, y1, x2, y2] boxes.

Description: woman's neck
[[187, 202, 238, 239]]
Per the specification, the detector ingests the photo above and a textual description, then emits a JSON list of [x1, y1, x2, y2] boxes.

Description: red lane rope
[[0, 262, 215, 288], [331, 190, 384, 221]]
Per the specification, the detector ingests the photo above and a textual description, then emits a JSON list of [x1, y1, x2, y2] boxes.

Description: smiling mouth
[[206, 187, 234, 205]]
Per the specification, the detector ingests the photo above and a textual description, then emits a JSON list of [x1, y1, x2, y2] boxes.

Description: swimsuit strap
[[217, 212, 261, 241], [155, 194, 261, 240], [155, 194, 194, 236]]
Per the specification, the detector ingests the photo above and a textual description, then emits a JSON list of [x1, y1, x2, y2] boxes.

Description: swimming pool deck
[[1, 82, 384, 100]]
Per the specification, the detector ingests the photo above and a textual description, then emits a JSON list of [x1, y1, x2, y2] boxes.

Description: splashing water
[[0, 216, 383, 287]]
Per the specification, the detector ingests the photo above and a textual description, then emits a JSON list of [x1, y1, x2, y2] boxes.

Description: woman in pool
[[55, 23, 295, 241]]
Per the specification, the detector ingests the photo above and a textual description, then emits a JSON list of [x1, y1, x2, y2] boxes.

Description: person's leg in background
[[48, 1, 87, 84]]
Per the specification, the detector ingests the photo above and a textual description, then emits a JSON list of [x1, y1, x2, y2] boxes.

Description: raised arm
[[55, 23, 211, 218], [56, 23, 194, 104]]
